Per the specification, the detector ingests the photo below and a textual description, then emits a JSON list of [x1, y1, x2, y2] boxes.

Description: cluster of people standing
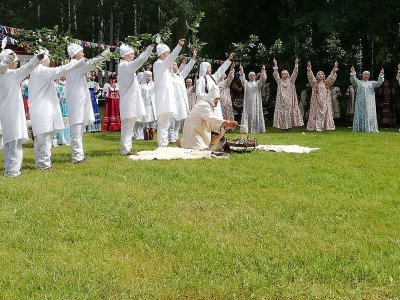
[[0, 38, 399, 177]]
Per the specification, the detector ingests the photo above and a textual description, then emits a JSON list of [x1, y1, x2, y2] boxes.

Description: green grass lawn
[[0, 127, 399, 299]]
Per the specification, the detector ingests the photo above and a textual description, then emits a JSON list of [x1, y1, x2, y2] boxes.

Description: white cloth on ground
[[256, 144, 319, 153], [128, 147, 226, 161]]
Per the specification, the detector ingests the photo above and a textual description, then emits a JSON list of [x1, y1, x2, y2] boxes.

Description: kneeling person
[[180, 86, 237, 150]]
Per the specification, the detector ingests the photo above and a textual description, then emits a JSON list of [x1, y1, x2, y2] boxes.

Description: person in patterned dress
[[306, 61, 338, 131], [272, 58, 304, 131]]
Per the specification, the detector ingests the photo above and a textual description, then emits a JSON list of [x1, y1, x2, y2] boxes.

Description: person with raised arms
[[153, 39, 185, 148], [117, 43, 154, 155], [65, 43, 110, 164], [0, 49, 44, 177], [28, 49, 86, 170]]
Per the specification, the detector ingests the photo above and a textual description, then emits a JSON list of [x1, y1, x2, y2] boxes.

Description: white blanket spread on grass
[[128, 147, 226, 161], [256, 145, 319, 153]]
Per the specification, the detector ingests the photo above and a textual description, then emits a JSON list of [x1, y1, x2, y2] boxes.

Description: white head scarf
[[120, 43, 134, 58], [140, 70, 153, 84], [0, 49, 18, 64], [67, 43, 83, 58], [199, 62, 211, 77], [156, 43, 170, 56]]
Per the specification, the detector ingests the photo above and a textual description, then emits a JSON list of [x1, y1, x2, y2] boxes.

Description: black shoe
[[72, 159, 86, 164]]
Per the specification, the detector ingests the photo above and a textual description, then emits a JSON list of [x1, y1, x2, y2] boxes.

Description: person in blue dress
[[53, 76, 71, 146], [86, 72, 101, 132], [350, 66, 384, 132]]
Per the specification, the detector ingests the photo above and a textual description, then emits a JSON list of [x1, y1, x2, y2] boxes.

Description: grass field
[[0, 127, 399, 299]]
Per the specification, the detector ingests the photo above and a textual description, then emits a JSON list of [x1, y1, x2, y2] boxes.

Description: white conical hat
[[67, 43, 83, 58]]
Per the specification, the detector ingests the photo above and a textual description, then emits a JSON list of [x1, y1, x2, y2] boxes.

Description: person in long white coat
[[28, 50, 85, 170], [181, 86, 237, 150], [140, 71, 157, 140], [0, 50, 15, 149], [196, 53, 235, 119], [169, 49, 197, 143], [65, 43, 110, 163], [117, 43, 154, 155], [153, 39, 185, 147], [0, 50, 44, 177]]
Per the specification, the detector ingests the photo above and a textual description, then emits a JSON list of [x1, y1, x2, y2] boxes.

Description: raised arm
[[213, 52, 235, 81], [349, 66, 359, 88], [47, 59, 86, 81], [15, 55, 41, 83], [226, 63, 235, 87], [126, 45, 154, 74], [180, 49, 197, 79], [159, 40, 184, 72], [239, 65, 247, 87], [373, 68, 384, 89], [325, 61, 338, 87], [81, 48, 111, 73], [307, 61, 316, 87], [290, 57, 299, 83], [272, 58, 280, 83], [178, 57, 188, 73], [257, 65, 267, 89]]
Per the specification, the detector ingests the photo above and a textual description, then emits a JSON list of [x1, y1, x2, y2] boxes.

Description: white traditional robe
[[117, 48, 152, 121], [66, 56, 106, 126], [28, 60, 84, 136], [196, 60, 232, 119], [181, 100, 224, 150], [0, 56, 40, 145], [140, 81, 157, 123], [172, 59, 196, 121], [153, 44, 182, 118]]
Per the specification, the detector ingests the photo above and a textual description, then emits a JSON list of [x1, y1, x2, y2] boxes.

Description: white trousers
[[121, 117, 137, 155], [0, 135, 3, 149], [34, 132, 53, 169], [3, 139, 23, 177], [133, 121, 144, 140], [169, 119, 181, 143], [157, 114, 172, 147], [70, 124, 85, 163]]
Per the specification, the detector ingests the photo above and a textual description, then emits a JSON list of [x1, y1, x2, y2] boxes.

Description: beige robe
[[181, 100, 224, 150]]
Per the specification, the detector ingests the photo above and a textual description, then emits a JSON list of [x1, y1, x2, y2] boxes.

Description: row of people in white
[[0, 45, 109, 176]]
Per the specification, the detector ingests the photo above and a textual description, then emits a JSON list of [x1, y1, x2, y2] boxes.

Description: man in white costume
[[117, 43, 154, 155], [66, 43, 110, 163], [153, 39, 185, 147], [0, 50, 15, 149], [0, 49, 44, 177], [28, 49, 86, 170], [181, 86, 237, 150], [196, 53, 235, 119], [169, 49, 197, 143]]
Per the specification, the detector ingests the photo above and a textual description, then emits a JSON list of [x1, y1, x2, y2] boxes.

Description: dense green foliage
[[1, 0, 399, 77], [0, 128, 399, 298]]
